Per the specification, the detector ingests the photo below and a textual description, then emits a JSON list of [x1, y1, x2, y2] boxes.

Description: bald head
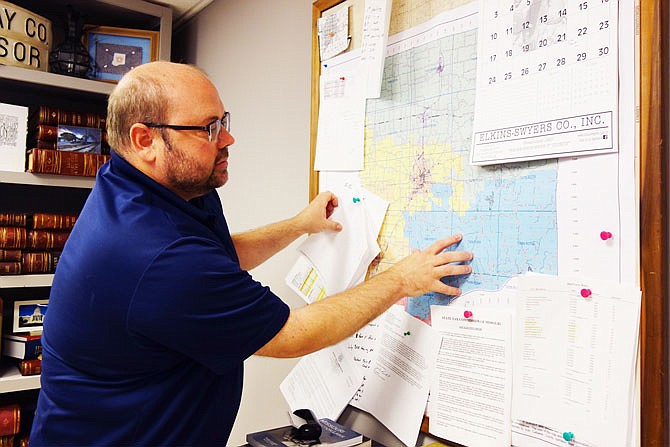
[[121, 61, 210, 90], [107, 62, 214, 156]]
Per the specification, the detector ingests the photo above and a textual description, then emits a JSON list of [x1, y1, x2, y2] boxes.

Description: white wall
[[176, 1, 313, 445]]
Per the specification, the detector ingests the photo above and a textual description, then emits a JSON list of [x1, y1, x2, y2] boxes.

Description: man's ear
[[129, 123, 158, 162]]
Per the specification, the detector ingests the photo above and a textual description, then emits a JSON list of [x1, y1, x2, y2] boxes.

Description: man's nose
[[217, 128, 234, 148]]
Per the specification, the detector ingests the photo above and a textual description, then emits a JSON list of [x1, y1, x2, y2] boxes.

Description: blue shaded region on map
[[405, 168, 558, 321]]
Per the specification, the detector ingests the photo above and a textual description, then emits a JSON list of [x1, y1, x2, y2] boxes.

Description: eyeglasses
[[143, 111, 230, 142]]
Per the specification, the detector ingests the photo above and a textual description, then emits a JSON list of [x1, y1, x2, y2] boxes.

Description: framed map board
[[310, 0, 667, 446]]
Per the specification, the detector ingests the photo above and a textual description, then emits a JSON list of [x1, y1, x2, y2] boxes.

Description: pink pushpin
[[600, 231, 613, 240], [580, 288, 592, 298], [463, 310, 473, 319]]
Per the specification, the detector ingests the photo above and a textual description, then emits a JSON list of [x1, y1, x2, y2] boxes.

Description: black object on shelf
[[49, 5, 92, 78]]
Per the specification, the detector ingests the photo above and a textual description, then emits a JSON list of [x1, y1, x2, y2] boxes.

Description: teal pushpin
[[352, 197, 360, 203], [562, 432, 574, 442]]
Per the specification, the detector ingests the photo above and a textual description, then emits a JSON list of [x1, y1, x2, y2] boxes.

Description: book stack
[[26, 105, 110, 177], [0, 212, 76, 275]]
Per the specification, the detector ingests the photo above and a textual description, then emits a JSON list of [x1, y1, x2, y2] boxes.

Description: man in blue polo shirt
[[29, 62, 473, 446]]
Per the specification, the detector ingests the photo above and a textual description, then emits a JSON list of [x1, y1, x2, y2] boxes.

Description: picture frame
[[0, 102, 29, 172], [57, 125, 102, 154], [85, 25, 159, 83], [12, 299, 48, 334]]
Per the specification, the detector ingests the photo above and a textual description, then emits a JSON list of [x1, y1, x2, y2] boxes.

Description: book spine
[[246, 433, 290, 447], [31, 213, 77, 230], [36, 106, 106, 129], [27, 230, 70, 250], [0, 214, 28, 227], [17, 359, 41, 376], [35, 140, 56, 150], [26, 148, 110, 177], [0, 250, 21, 262], [0, 227, 27, 249], [0, 405, 20, 436], [0, 262, 21, 275], [35, 124, 58, 142], [21, 252, 59, 273]]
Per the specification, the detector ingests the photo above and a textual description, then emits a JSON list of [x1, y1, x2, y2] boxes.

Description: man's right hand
[[386, 234, 473, 297]]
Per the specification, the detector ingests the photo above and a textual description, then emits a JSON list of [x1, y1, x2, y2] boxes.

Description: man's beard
[[160, 129, 228, 198]]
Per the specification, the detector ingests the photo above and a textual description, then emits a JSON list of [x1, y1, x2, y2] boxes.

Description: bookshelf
[[0, 0, 172, 394], [0, 171, 96, 189], [0, 65, 114, 96], [0, 364, 41, 393]]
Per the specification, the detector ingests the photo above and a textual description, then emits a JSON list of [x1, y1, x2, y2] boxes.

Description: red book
[[21, 252, 59, 273], [0, 250, 21, 262], [0, 404, 20, 436], [0, 263, 21, 275], [34, 124, 58, 142], [0, 215, 28, 227], [26, 148, 110, 177], [27, 230, 70, 250], [0, 228, 27, 249], [16, 359, 41, 376], [33, 105, 106, 129], [30, 213, 77, 230], [35, 140, 56, 150]]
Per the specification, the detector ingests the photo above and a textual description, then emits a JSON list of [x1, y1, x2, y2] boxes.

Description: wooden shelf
[[0, 364, 40, 393], [0, 275, 54, 289], [0, 65, 114, 96], [0, 171, 95, 189]]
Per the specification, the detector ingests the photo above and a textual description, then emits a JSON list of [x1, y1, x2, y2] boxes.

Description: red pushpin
[[580, 288, 592, 298], [600, 231, 613, 240], [463, 310, 473, 319]]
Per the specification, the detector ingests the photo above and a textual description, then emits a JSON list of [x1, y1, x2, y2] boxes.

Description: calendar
[[470, 0, 619, 165]]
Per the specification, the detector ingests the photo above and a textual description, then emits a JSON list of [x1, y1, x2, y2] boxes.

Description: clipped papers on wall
[[294, 183, 387, 296], [360, 0, 392, 98], [280, 340, 362, 421], [429, 305, 513, 447], [314, 50, 366, 172], [317, 3, 351, 61], [285, 254, 329, 303], [350, 305, 440, 447], [512, 274, 641, 446]]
